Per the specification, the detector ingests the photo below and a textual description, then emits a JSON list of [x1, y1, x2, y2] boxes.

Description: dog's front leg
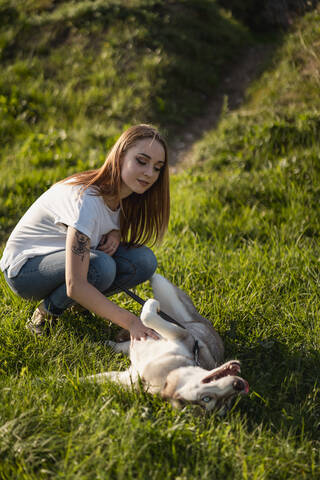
[[107, 340, 130, 355], [141, 299, 189, 341], [85, 368, 138, 387]]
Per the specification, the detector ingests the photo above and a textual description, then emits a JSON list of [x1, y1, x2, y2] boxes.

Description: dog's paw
[[143, 298, 160, 313], [141, 299, 160, 325]]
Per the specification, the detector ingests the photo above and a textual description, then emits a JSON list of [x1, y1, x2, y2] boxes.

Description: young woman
[[0, 124, 170, 340]]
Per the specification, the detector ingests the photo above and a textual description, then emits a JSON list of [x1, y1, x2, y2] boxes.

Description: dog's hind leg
[[151, 274, 197, 326], [141, 299, 189, 341]]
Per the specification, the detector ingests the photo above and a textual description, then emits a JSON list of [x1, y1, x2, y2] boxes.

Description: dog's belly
[[130, 338, 194, 392]]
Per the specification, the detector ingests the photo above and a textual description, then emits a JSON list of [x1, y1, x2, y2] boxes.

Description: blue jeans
[[4, 245, 157, 316]]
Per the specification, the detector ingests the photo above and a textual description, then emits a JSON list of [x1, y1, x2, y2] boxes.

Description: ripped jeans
[[3, 245, 157, 316]]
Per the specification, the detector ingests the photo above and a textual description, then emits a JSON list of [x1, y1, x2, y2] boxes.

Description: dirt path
[[169, 44, 274, 171]]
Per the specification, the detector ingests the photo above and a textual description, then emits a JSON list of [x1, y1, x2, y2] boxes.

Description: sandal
[[26, 301, 57, 336]]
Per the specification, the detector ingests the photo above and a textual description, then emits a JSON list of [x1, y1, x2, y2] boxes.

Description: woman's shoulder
[[47, 181, 96, 200], [44, 182, 112, 215]]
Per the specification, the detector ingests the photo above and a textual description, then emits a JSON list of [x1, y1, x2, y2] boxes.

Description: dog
[[86, 274, 249, 412]]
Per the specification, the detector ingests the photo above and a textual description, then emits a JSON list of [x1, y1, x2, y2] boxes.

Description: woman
[[0, 124, 170, 340]]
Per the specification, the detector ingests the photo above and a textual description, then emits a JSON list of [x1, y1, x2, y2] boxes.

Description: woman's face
[[120, 138, 166, 198]]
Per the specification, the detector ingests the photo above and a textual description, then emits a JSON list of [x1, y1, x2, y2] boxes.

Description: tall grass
[[1, 2, 320, 479]]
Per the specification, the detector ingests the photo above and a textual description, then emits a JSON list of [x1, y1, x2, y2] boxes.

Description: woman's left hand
[[98, 230, 121, 256], [128, 315, 159, 341]]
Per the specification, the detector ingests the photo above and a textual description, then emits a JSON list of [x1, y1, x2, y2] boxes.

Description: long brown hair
[[62, 124, 170, 246]]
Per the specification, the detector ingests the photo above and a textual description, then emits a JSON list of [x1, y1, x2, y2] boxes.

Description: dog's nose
[[233, 379, 245, 391]]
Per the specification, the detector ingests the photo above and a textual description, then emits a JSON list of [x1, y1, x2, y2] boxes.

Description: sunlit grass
[[0, 2, 320, 479]]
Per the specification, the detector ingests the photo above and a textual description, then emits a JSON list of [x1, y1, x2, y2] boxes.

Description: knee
[[113, 245, 158, 289], [140, 247, 157, 279], [131, 246, 158, 282], [88, 251, 117, 292]]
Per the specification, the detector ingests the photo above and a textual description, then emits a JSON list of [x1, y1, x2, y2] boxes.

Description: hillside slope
[[0, 0, 252, 242]]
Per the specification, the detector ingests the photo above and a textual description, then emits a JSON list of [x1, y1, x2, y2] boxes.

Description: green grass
[[0, 0, 252, 243], [1, 2, 320, 479]]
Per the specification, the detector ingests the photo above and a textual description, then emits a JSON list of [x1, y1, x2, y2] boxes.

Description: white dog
[[86, 274, 249, 412]]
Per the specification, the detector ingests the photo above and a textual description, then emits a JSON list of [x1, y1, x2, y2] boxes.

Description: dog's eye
[[201, 396, 212, 403]]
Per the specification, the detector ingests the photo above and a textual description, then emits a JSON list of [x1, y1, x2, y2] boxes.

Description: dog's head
[[161, 360, 249, 413]]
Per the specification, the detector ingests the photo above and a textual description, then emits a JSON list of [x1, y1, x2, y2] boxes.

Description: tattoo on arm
[[71, 231, 90, 262]]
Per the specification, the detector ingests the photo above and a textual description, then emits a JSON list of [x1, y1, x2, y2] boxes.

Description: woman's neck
[[103, 196, 120, 211], [103, 183, 132, 210]]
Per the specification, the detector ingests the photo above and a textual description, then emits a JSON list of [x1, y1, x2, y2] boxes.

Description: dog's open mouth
[[202, 361, 249, 394]]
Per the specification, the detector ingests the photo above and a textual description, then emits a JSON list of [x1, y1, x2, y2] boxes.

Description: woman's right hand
[[128, 314, 159, 341], [98, 230, 121, 256]]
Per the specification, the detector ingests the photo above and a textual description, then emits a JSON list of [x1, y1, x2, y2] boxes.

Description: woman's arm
[[65, 226, 158, 340]]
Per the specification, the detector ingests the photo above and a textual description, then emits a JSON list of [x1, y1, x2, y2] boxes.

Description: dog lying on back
[[87, 274, 249, 413]]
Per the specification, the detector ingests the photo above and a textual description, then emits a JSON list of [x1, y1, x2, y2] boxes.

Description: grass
[[0, 0, 252, 243], [1, 1, 320, 479]]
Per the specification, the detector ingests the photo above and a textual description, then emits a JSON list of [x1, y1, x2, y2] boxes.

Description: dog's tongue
[[242, 379, 249, 394]]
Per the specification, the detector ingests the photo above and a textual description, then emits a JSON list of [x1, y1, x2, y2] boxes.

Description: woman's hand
[[128, 314, 159, 341], [98, 230, 121, 256]]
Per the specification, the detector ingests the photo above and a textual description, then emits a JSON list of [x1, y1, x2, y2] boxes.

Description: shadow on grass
[[224, 330, 320, 440], [60, 306, 120, 345]]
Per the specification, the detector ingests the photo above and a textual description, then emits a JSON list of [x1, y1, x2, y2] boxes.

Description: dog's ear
[[170, 398, 184, 409], [161, 383, 186, 409], [161, 380, 175, 399], [161, 377, 181, 404]]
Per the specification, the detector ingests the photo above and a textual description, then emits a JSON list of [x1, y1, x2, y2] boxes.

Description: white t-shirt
[[0, 181, 120, 278]]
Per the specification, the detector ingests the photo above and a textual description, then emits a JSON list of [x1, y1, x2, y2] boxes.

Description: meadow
[[0, 1, 320, 478]]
